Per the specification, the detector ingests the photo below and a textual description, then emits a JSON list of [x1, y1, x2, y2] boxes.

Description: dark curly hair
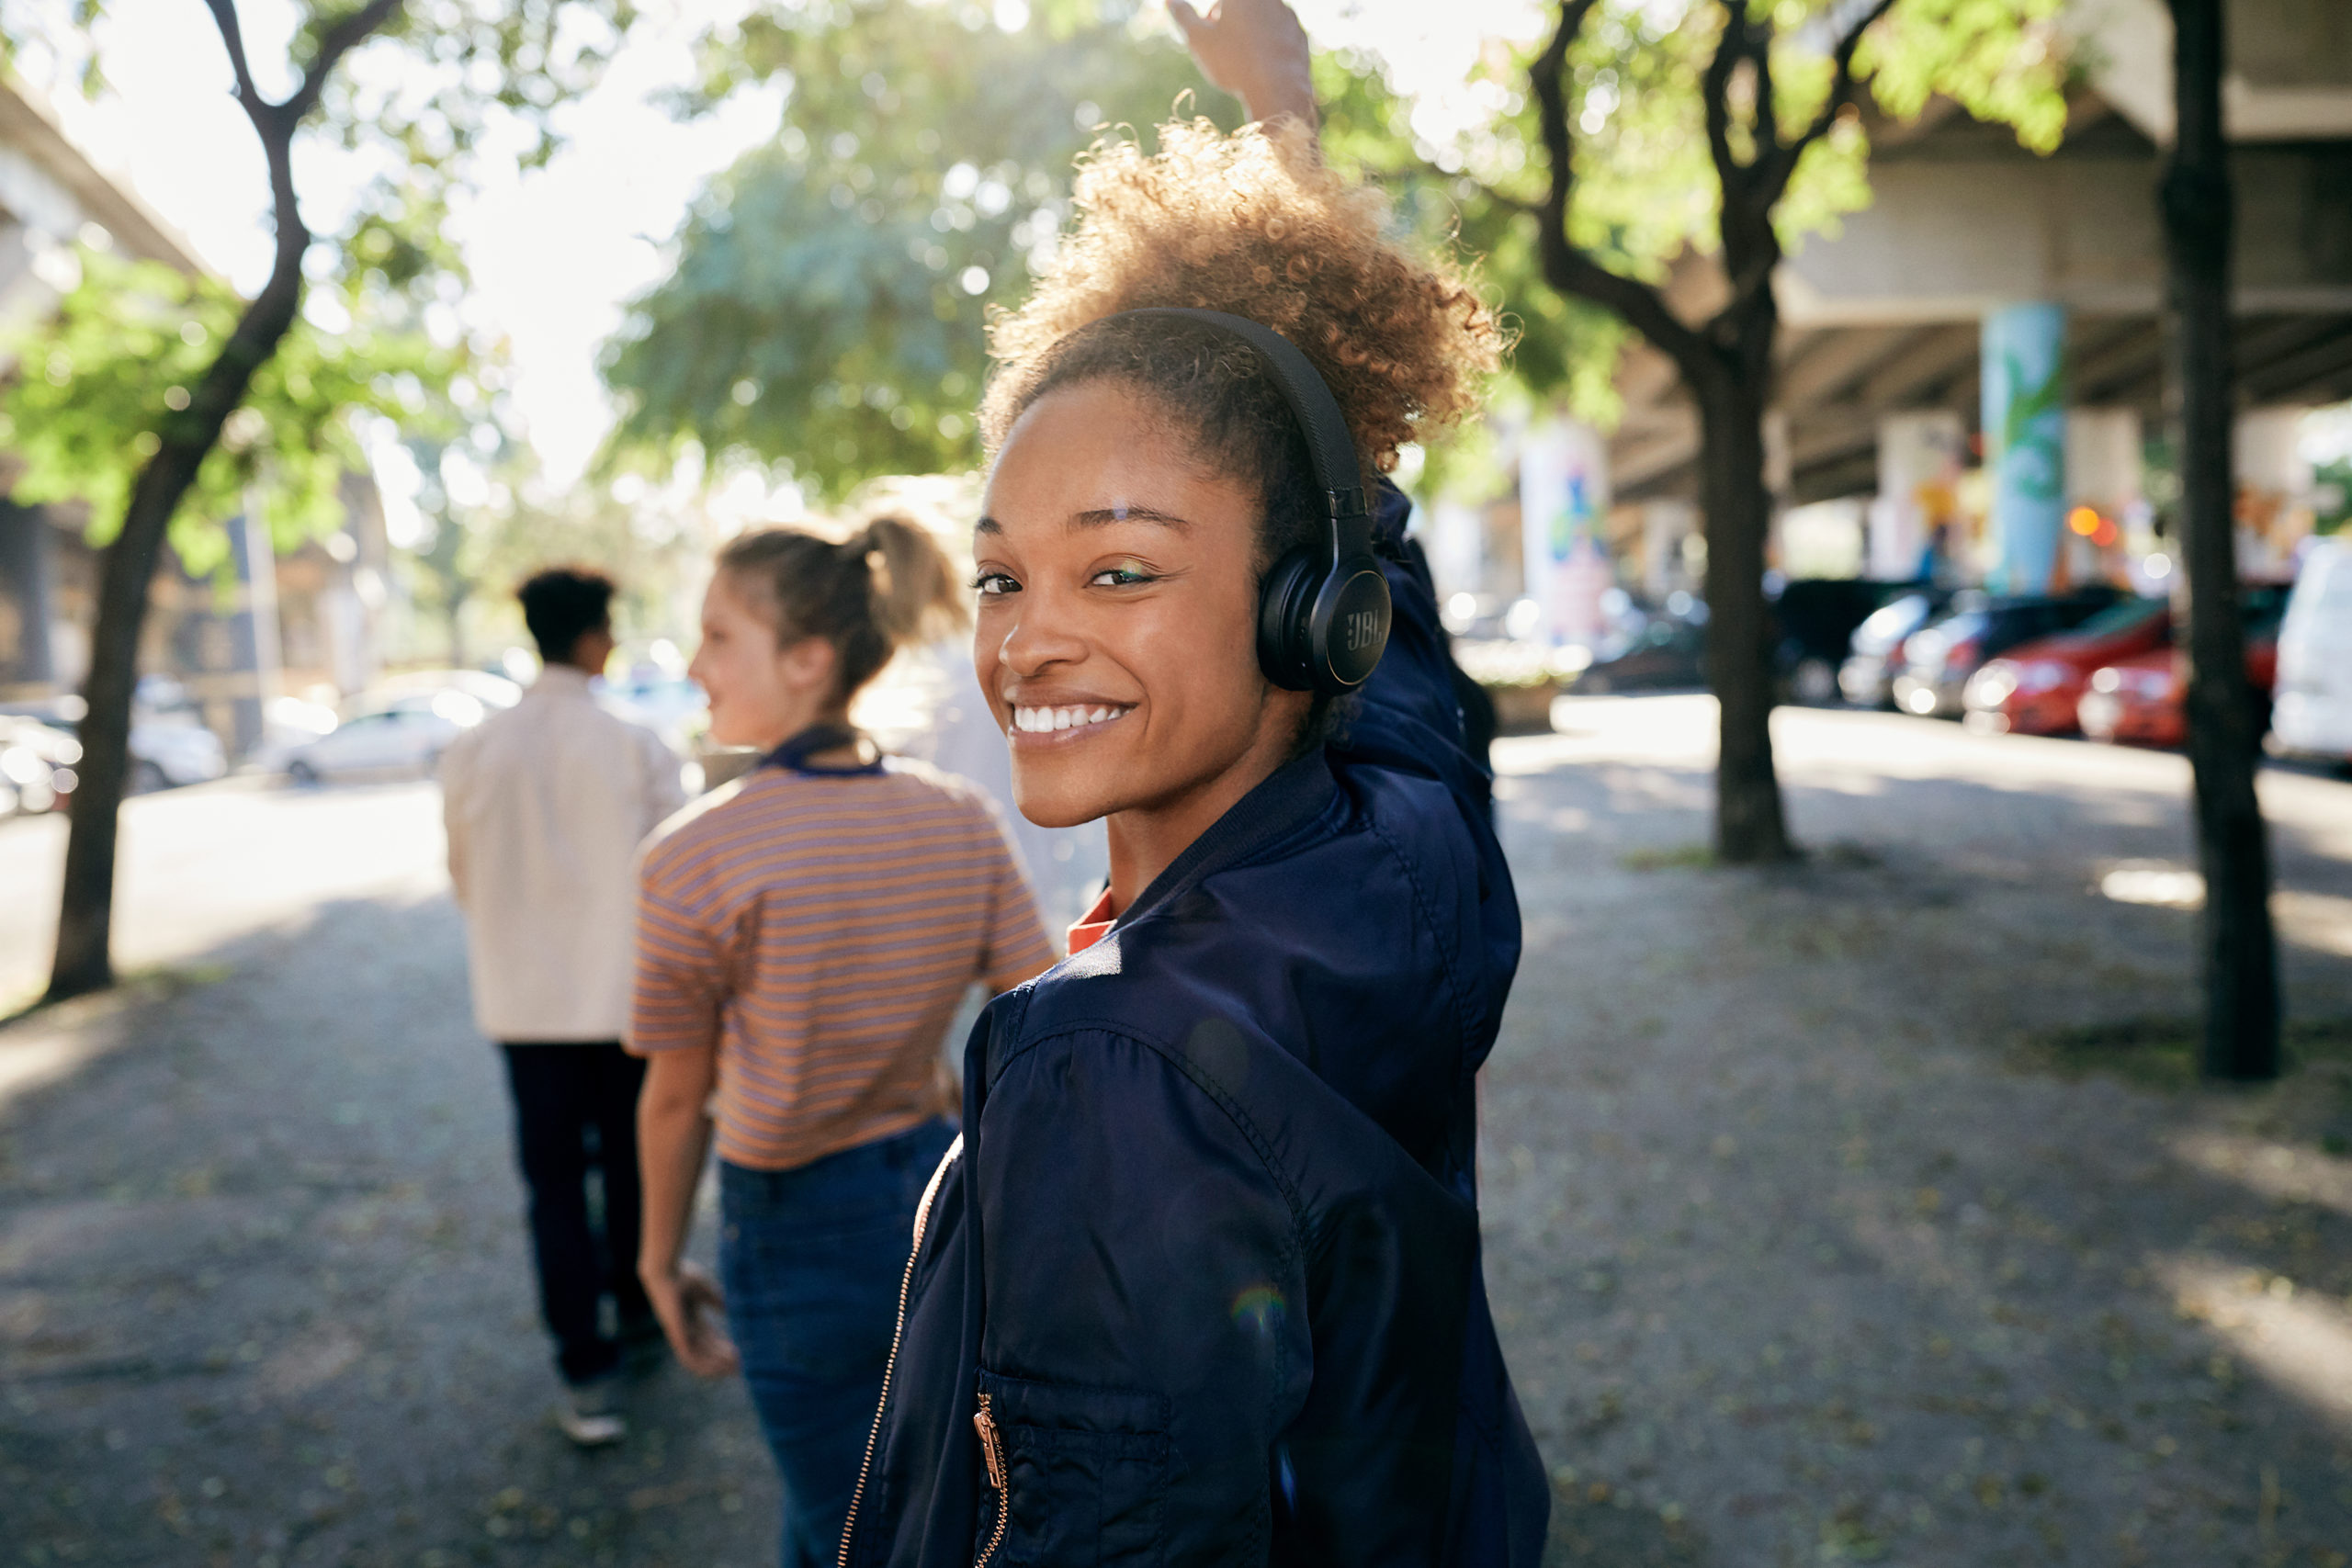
[[517, 567, 615, 666], [981, 118, 1504, 574]]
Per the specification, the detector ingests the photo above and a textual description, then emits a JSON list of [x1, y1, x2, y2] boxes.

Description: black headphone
[[1116, 308, 1392, 695]]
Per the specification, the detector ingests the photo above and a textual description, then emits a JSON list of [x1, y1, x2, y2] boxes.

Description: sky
[[31, 0, 1546, 491]]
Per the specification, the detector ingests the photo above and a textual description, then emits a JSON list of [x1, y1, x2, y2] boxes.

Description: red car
[[1962, 598, 2171, 735], [2077, 589, 2290, 747]]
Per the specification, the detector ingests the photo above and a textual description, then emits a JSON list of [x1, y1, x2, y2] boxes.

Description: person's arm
[[1169, 0, 1317, 130], [977, 807, 1061, 988], [636, 1046, 737, 1377], [628, 845, 739, 1376], [438, 740, 472, 908]]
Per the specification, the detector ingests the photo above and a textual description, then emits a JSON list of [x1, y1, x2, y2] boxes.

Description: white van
[[2272, 537, 2352, 762]]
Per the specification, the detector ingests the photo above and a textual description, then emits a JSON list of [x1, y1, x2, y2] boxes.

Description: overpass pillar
[[1981, 302, 2068, 592], [1871, 412, 1966, 581]]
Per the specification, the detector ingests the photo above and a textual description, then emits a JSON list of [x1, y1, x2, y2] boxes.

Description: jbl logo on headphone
[[1343, 609, 1381, 653]]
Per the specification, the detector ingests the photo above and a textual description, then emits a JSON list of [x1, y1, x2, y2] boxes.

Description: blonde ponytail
[[715, 506, 970, 705]]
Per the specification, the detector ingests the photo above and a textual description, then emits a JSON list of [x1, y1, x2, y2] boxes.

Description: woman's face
[[974, 379, 1310, 830], [688, 571, 836, 750]]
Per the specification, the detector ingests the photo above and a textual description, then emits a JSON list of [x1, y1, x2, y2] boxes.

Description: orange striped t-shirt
[[629, 760, 1054, 1171]]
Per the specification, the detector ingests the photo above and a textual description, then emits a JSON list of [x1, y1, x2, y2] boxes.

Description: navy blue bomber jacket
[[841, 490, 1550, 1568]]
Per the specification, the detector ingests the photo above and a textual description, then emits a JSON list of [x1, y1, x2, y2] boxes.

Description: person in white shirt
[[440, 567, 685, 1447]]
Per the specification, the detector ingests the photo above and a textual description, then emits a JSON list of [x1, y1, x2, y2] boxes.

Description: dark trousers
[[501, 1042, 652, 1386], [720, 1117, 957, 1568]]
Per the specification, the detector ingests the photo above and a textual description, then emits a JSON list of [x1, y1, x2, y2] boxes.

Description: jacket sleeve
[[1336, 484, 1498, 827], [969, 1024, 1312, 1566]]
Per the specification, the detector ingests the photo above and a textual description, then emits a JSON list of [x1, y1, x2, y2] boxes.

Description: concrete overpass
[[1599, 0, 2352, 596]]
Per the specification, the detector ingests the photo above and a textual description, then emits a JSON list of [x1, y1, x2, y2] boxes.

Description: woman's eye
[[973, 571, 1021, 596], [1089, 565, 1156, 588]]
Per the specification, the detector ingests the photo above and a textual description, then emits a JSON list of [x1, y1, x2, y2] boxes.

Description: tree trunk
[[46, 166, 309, 1002], [45, 454, 208, 997], [2163, 0, 2279, 1080], [1695, 362, 1794, 863]]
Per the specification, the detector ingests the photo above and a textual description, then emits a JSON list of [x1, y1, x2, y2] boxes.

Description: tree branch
[[1702, 0, 1748, 203], [1764, 0, 1900, 202], [1530, 0, 1709, 375], [202, 0, 277, 140], [281, 0, 406, 127]]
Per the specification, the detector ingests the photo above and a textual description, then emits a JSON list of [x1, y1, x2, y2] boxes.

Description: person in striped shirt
[[629, 510, 1056, 1568]]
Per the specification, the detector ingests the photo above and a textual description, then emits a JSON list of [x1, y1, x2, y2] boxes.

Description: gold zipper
[[972, 1392, 1010, 1567], [837, 1134, 963, 1568]]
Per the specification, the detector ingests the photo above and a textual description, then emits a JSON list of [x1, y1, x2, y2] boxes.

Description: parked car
[[2271, 537, 2352, 766], [245, 695, 344, 776], [1890, 587, 2124, 717], [370, 668, 522, 712], [2074, 587, 2291, 748], [1, 716, 81, 816], [1569, 612, 1708, 694], [1838, 590, 1952, 708], [8, 708, 225, 793], [124, 715, 229, 791], [279, 689, 487, 784], [1771, 579, 1933, 705], [1961, 596, 2171, 735]]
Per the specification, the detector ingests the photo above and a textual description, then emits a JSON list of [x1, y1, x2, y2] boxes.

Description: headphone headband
[[1118, 308, 1373, 549], [1105, 306, 1391, 694]]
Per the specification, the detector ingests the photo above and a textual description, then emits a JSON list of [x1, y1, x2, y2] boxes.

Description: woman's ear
[[777, 635, 840, 698]]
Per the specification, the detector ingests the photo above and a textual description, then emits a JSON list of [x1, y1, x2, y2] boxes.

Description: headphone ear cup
[[1255, 547, 1322, 692]]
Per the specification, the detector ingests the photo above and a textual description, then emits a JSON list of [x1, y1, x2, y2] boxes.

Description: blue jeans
[[719, 1118, 957, 1568]]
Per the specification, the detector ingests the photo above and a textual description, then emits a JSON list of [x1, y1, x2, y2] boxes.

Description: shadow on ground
[[1485, 711, 2352, 1567], [0, 893, 775, 1568]]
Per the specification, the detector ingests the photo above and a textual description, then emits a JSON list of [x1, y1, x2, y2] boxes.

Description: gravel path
[[1, 843, 777, 1566], [1484, 698, 2352, 1567], [4, 702, 2350, 1567]]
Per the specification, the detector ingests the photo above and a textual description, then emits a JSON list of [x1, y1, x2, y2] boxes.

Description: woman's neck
[[1102, 725, 1301, 915], [759, 706, 861, 766]]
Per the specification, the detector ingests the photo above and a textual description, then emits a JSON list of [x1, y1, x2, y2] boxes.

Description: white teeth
[[1009, 703, 1131, 736]]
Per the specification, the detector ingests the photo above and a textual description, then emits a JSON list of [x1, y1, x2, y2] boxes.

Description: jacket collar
[[1111, 748, 1339, 936], [528, 664, 594, 697]]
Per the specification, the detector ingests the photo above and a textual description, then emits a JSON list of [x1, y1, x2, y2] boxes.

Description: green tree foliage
[[605, 0, 2065, 512], [0, 250, 456, 578], [5, 0, 638, 998], [602, 0, 1229, 498], [0, 0, 636, 568]]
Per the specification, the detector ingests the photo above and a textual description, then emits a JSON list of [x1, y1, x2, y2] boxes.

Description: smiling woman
[[836, 6, 1546, 1567]]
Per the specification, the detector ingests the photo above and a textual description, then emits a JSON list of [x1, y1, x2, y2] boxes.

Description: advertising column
[[1980, 302, 2068, 593], [1518, 417, 1611, 648]]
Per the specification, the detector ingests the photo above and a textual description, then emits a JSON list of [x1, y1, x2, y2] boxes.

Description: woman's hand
[[1168, 0, 1317, 130], [641, 1259, 741, 1378], [633, 1046, 731, 1373]]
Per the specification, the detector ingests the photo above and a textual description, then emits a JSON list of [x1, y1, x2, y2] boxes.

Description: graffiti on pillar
[[1981, 302, 2068, 594], [1996, 352, 2065, 502]]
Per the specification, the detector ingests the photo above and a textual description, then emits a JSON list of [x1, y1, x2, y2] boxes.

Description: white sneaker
[[557, 1379, 627, 1448]]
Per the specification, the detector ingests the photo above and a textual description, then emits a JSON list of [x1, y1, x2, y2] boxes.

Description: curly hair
[[980, 118, 1503, 489]]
